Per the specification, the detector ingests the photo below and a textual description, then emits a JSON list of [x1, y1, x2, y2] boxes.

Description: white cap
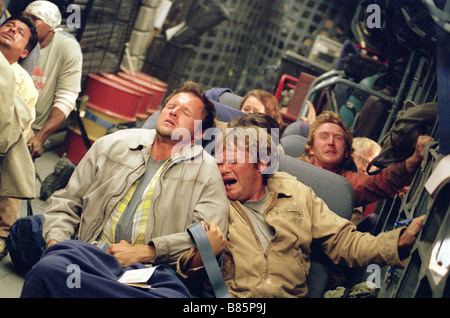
[[24, 1, 62, 30]]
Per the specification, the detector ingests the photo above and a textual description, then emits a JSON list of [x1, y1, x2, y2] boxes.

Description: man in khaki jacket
[[0, 14, 38, 260], [21, 81, 229, 298], [184, 125, 424, 298]]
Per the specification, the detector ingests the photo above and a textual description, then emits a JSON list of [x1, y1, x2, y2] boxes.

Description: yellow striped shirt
[[98, 158, 170, 246]]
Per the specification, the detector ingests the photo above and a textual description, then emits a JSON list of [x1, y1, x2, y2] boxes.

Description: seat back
[[218, 92, 242, 110], [279, 154, 354, 218], [282, 120, 311, 138], [278, 154, 354, 297], [280, 134, 307, 158]]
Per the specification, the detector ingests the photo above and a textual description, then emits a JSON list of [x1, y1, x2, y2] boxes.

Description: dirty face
[[0, 19, 31, 61], [240, 96, 266, 114], [309, 122, 347, 172]]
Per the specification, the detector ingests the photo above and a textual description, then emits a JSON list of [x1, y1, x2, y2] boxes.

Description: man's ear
[[257, 161, 269, 174], [20, 49, 29, 60]]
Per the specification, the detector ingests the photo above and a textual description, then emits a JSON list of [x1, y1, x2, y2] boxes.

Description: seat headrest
[[281, 135, 307, 158], [282, 120, 311, 138]]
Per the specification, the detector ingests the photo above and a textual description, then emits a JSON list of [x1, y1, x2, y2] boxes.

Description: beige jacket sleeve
[[0, 53, 35, 199], [307, 190, 406, 268], [0, 53, 32, 155]]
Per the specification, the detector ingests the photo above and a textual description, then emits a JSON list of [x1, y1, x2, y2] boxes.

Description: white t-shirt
[[31, 31, 82, 130]]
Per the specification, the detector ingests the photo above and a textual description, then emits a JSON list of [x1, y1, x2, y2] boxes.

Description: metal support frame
[[297, 51, 424, 143]]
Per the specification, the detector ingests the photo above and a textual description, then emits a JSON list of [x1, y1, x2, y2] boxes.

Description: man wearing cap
[[24, 0, 82, 158]]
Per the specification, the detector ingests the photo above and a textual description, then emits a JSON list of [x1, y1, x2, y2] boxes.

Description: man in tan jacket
[[181, 125, 424, 298], [0, 14, 38, 260]]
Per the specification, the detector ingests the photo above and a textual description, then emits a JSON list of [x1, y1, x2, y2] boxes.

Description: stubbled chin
[[225, 183, 232, 190], [225, 187, 239, 200]]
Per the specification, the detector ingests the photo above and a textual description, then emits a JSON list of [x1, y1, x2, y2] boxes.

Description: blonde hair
[[217, 125, 279, 183]]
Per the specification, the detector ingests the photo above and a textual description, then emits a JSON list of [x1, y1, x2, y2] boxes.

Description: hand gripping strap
[[187, 223, 230, 298]]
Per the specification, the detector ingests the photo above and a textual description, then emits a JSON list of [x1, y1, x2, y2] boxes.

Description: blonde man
[[297, 111, 433, 207], [179, 126, 425, 297]]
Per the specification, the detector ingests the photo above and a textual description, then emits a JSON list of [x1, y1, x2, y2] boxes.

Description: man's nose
[[7, 26, 17, 34], [327, 136, 336, 145], [218, 162, 231, 175], [169, 106, 179, 117]]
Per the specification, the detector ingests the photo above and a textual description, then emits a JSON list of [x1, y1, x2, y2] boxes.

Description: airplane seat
[[280, 134, 307, 158], [281, 120, 311, 138]]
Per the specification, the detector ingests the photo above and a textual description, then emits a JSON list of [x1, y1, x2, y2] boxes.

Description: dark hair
[[2, 15, 38, 55], [162, 81, 216, 131]]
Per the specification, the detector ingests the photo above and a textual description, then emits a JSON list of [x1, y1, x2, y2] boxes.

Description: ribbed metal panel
[[144, 0, 354, 95], [70, 0, 140, 85]]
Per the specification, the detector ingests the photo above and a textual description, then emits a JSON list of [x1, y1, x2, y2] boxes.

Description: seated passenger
[[296, 111, 433, 207], [239, 89, 283, 128], [0, 14, 38, 261], [352, 137, 381, 175], [20, 81, 229, 298], [0, 14, 38, 138], [178, 126, 425, 298]]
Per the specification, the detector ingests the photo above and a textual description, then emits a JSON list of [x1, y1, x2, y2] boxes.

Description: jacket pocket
[[270, 209, 304, 218]]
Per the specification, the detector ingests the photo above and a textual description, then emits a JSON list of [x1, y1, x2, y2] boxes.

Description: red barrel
[[84, 74, 142, 122], [60, 127, 94, 165], [101, 73, 154, 120], [120, 66, 168, 89], [118, 72, 166, 113]]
